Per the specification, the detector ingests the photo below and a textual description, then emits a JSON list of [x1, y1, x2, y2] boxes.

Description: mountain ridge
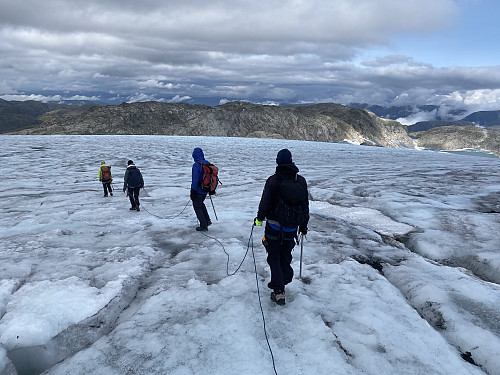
[[8, 101, 415, 149], [3, 99, 499, 157]]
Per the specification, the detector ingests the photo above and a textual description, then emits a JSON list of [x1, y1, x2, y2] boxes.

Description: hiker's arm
[[301, 176, 310, 226], [123, 169, 129, 192], [191, 163, 201, 191], [257, 177, 275, 221]]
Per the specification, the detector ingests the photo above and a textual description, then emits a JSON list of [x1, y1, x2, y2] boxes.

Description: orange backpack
[[101, 165, 111, 181], [198, 162, 219, 195]]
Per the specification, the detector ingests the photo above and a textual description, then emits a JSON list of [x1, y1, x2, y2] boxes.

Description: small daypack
[[101, 165, 111, 181], [198, 161, 219, 195], [273, 177, 308, 228]]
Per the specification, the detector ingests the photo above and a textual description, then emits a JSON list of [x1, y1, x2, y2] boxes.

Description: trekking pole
[[209, 194, 218, 221], [299, 234, 304, 279]]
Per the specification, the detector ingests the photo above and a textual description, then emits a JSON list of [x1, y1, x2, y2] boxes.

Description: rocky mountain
[[462, 110, 500, 127], [4, 100, 500, 157], [411, 126, 500, 157], [405, 110, 500, 133], [9, 101, 415, 148], [0, 99, 90, 133], [407, 120, 475, 132]]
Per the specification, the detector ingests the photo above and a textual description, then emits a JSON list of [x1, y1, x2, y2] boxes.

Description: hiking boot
[[196, 226, 208, 232], [110, 192, 113, 196], [136, 206, 140, 211], [130, 207, 136, 210], [207, 220, 212, 226], [104, 194, 108, 197], [271, 291, 286, 306]]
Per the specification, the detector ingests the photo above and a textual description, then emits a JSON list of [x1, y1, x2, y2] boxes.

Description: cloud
[[362, 55, 414, 68], [0, 93, 101, 102], [1, 0, 499, 116], [396, 109, 438, 125], [0, 81, 16, 94], [125, 92, 191, 103]]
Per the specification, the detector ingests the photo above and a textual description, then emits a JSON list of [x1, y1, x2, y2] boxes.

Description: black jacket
[[257, 163, 309, 227], [123, 165, 144, 191]]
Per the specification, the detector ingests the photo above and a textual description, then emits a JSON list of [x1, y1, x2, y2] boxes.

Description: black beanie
[[128, 160, 134, 165], [276, 149, 292, 165]]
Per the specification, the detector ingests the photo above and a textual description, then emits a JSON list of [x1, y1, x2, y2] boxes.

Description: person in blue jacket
[[191, 147, 212, 231], [123, 160, 144, 211]]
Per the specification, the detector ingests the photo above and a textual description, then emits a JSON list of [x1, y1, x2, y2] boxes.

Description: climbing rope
[[249, 225, 279, 375], [139, 188, 192, 219], [199, 228, 251, 276], [140, 199, 191, 219], [139, 196, 279, 374], [201, 226, 278, 374]]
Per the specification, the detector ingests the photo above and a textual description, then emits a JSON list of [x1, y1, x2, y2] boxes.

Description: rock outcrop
[[11, 101, 415, 149], [412, 126, 500, 157]]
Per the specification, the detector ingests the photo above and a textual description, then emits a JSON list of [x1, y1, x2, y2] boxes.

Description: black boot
[[271, 291, 285, 306]]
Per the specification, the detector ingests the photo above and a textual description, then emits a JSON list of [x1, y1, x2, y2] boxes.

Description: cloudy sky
[[1, 0, 499, 114]]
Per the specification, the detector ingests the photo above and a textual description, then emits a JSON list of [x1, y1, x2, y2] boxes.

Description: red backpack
[[101, 165, 111, 180], [198, 161, 219, 195]]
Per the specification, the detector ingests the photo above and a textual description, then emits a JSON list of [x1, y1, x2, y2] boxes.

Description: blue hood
[[192, 147, 206, 163]]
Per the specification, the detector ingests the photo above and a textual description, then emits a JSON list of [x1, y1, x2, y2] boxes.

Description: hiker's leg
[[200, 194, 211, 223], [127, 187, 135, 207], [265, 225, 284, 293], [192, 193, 208, 229], [133, 187, 140, 207], [102, 182, 108, 196], [281, 231, 296, 285]]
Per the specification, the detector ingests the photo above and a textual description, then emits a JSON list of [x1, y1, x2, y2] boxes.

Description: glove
[[299, 225, 308, 236], [254, 217, 263, 226], [190, 188, 197, 200]]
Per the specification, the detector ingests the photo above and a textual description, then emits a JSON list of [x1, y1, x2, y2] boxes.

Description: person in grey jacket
[[123, 160, 144, 211]]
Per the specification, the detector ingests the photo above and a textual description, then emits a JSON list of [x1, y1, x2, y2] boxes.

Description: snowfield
[[0, 135, 499, 375]]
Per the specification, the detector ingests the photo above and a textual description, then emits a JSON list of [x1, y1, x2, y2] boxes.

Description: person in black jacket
[[254, 149, 309, 306], [123, 160, 144, 211]]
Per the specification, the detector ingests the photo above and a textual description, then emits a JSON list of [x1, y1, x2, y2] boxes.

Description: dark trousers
[[192, 192, 211, 229], [264, 224, 296, 293], [102, 180, 112, 196], [128, 187, 140, 208]]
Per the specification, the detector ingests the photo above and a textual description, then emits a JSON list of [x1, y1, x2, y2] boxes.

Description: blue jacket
[[191, 147, 208, 195], [123, 164, 144, 191]]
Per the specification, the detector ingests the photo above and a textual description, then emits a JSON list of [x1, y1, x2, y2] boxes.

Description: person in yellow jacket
[[98, 161, 113, 197]]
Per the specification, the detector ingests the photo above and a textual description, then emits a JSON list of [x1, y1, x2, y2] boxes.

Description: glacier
[[0, 135, 499, 375]]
